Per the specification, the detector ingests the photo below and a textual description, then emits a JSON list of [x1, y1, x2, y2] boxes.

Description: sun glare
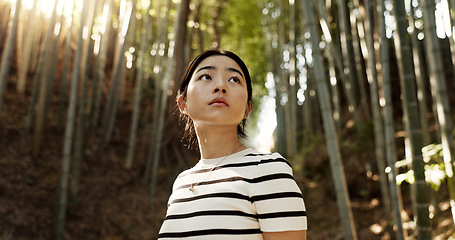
[[253, 72, 277, 152], [18, 0, 82, 19]]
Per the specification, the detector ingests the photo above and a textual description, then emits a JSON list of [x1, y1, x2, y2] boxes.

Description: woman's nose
[[213, 87, 227, 94], [212, 79, 227, 94]]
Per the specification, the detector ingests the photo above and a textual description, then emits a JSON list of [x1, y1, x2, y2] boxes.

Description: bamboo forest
[[1, 0, 455, 239]]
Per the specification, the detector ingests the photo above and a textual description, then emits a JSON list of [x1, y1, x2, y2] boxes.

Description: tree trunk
[[0, 3, 12, 42], [211, 0, 225, 49], [440, 0, 455, 80], [90, 0, 114, 128], [362, 0, 379, 187], [299, 3, 319, 139], [71, 0, 98, 199], [195, 0, 204, 53], [421, 0, 455, 225], [25, 48, 43, 133], [280, 27, 289, 156], [143, 0, 172, 185], [55, 0, 88, 238], [46, 10, 65, 116], [336, 0, 360, 118], [277, 0, 293, 158], [364, 1, 401, 237], [25, 13, 43, 84], [32, 0, 59, 156], [408, 1, 431, 146], [149, 0, 190, 203], [25, 14, 49, 134], [303, 0, 357, 239], [120, 3, 136, 104], [57, 7, 75, 131], [102, 0, 134, 144], [126, 0, 153, 169], [268, 12, 286, 155], [375, 0, 401, 238], [288, 0, 298, 158], [450, 0, 455, 35], [450, 0, 455, 75], [172, 0, 190, 96], [349, 0, 368, 112], [314, 0, 361, 124], [314, 0, 341, 132], [15, 1, 24, 81], [186, 12, 195, 63], [86, 0, 106, 119], [0, 0, 21, 119], [392, 0, 431, 238], [16, 0, 38, 95], [381, 42, 407, 240]]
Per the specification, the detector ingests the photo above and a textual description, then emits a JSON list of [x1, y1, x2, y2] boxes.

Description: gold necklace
[[189, 144, 243, 192]]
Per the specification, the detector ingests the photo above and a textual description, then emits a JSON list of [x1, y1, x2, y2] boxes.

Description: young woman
[[158, 50, 307, 240]]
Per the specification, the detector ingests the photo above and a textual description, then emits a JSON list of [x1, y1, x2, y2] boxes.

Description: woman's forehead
[[195, 55, 243, 73]]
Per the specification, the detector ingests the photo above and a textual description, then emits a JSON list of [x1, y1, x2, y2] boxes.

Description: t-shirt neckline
[[198, 147, 254, 166]]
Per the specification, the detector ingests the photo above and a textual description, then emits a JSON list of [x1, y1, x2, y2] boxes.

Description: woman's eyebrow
[[227, 67, 244, 79], [195, 65, 244, 79], [196, 65, 215, 73]]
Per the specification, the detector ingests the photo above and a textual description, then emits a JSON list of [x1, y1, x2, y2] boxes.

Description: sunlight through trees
[[0, 0, 455, 239]]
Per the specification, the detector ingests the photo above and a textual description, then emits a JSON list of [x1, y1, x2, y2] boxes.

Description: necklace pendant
[[189, 186, 194, 192]]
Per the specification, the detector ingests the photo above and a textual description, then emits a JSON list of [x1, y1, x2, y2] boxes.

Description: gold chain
[[189, 144, 243, 192]]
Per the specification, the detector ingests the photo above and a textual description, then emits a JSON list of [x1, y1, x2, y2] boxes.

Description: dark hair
[[177, 49, 253, 147]]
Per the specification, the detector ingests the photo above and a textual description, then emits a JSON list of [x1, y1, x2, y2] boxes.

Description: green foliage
[[216, 0, 269, 133], [422, 143, 446, 190], [396, 143, 447, 191], [219, 0, 268, 98]]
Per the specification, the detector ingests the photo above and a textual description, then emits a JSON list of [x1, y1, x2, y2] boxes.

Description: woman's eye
[[229, 77, 240, 83], [200, 75, 211, 80]]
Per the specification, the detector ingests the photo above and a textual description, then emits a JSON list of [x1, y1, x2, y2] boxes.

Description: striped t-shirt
[[158, 148, 307, 239]]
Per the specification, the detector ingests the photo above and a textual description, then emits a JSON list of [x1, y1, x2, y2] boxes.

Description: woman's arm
[[263, 230, 307, 240]]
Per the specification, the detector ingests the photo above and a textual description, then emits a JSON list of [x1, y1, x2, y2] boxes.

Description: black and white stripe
[[158, 148, 307, 239]]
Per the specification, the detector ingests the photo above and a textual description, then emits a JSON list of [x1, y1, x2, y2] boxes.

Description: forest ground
[[0, 78, 454, 240]]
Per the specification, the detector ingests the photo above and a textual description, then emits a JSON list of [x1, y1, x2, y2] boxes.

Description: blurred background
[[1, 0, 455, 239]]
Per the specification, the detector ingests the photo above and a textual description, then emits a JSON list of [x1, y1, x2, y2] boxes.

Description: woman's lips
[[209, 97, 229, 107]]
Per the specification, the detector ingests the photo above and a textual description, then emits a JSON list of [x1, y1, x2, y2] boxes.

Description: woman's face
[[178, 55, 252, 130]]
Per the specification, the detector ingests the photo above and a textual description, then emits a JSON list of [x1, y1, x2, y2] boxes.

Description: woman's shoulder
[[242, 148, 284, 159], [242, 149, 292, 173], [244, 148, 289, 162]]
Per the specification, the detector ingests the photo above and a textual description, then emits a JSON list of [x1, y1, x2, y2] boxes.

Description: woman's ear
[[244, 101, 253, 119], [177, 95, 188, 115]]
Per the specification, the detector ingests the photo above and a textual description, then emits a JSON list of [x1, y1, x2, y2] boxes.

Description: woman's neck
[[195, 125, 245, 159]]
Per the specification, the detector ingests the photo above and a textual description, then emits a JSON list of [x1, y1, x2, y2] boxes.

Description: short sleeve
[[250, 154, 307, 232]]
